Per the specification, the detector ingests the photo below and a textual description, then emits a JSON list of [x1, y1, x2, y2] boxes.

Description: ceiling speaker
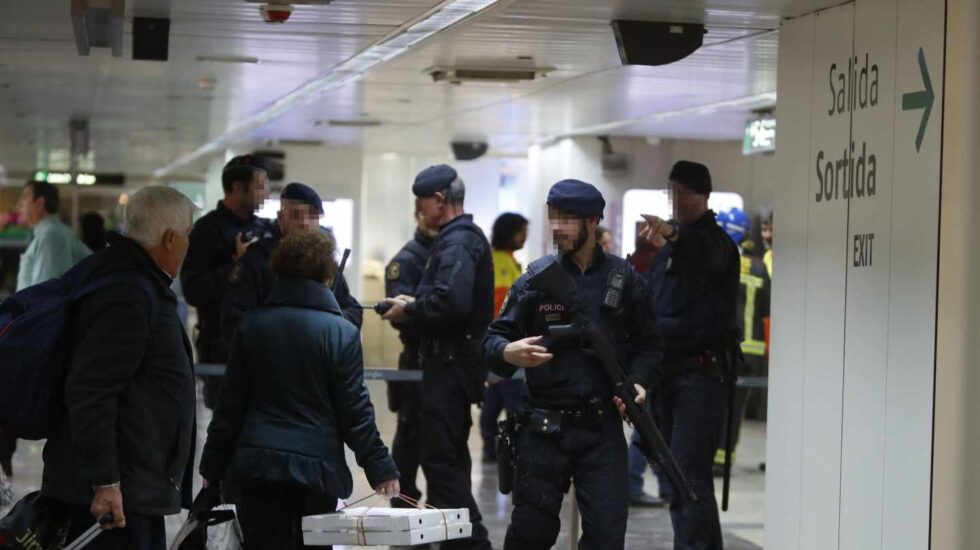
[[611, 21, 706, 66], [451, 141, 488, 161], [252, 150, 286, 182], [133, 17, 170, 61]]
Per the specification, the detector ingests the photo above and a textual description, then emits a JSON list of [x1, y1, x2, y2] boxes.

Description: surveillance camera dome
[[259, 4, 293, 24]]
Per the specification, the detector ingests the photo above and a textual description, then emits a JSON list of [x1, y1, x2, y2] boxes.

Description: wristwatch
[[93, 482, 121, 491], [664, 220, 681, 241]]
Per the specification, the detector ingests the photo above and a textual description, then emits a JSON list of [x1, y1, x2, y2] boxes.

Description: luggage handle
[[62, 513, 112, 550]]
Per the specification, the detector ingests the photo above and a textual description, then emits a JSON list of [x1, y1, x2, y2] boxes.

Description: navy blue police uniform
[[220, 183, 363, 340], [649, 161, 740, 550], [384, 229, 435, 507], [483, 179, 663, 549], [403, 165, 493, 549], [181, 196, 275, 408]]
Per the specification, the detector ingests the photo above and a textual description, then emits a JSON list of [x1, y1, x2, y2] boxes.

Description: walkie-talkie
[[360, 302, 393, 315], [602, 270, 626, 311]]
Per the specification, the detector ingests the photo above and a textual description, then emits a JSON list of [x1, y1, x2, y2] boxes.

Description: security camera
[[259, 4, 293, 24]]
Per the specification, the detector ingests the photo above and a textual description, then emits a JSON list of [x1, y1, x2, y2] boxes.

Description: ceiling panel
[[0, 0, 841, 177]]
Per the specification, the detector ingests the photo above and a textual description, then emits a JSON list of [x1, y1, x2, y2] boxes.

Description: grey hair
[[443, 177, 465, 206], [124, 186, 197, 247]]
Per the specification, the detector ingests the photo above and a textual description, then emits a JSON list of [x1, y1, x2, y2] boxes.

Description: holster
[[495, 416, 519, 495]]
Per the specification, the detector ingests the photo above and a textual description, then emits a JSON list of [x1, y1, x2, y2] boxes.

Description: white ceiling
[[0, 0, 840, 177]]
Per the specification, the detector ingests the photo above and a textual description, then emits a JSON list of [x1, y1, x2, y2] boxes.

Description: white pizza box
[[302, 522, 472, 545], [302, 507, 469, 532]]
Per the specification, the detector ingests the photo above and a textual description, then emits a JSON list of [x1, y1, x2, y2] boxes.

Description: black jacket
[[41, 233, 197, 516], [405, 214, 494, 341], [200, 278, 397, 513], [220, 231, 362, 342], [180, 201, 275, 362], [650, 210, 740, 361], [385, 229, 435, 351], [484, 246, 663, 408]]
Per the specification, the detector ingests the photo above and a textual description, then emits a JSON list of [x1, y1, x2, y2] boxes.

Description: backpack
[[0, 255, 157, 440]]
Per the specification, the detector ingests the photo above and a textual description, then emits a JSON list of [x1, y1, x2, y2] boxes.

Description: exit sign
[[743, 117, 776, 155]]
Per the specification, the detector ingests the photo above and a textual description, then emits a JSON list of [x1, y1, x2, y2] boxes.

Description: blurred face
[[512, 224, 528, 251], [415, 204, 438, 237], [762, 222, 773, 248], [669, 182, 708, 225], [549, 208, 595, 254], [598, 231, 614, 253], [417, 195, 445, 229], [17, 186, 46, 227], [277, 199, 320, 237], [235, 169, 269, 212]]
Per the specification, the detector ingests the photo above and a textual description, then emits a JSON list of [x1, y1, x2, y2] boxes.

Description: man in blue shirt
[[4, 180, 90, 477], [15, 180, 91, 291]]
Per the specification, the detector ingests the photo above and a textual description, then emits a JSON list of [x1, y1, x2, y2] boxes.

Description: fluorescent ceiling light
[[154, 0, 504, 178], [536, 92, 778, 145], [196, 54, 260, 64]]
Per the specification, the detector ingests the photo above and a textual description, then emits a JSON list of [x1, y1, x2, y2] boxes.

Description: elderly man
[[41, 186, 198, 550]]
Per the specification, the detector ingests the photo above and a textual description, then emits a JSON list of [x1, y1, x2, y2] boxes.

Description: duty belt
[[419, 332, 481, 359], [524, 397, 605, 430]]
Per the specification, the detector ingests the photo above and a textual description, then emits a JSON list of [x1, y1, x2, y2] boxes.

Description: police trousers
[[391, 350, 424, 505], [419, 353, 490, 549], [505, 409, 628, 550], [657, 357, 725, 550]]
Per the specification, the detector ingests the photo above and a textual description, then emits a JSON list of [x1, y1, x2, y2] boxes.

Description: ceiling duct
[[71, 0, 125, 57], [427, 65, 554, 84]]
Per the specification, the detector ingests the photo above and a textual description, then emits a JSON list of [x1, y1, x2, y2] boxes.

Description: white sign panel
[[799, 6, 853, 549], [768, 0, 944, 548]]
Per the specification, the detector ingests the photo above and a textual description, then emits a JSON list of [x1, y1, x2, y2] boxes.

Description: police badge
[[386, 261, 401, 281]]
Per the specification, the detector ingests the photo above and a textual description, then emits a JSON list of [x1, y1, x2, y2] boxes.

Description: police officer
[[484, 179, 662, 549], [181, 155, 276, 408], [220, 182, 362, 341], [383, 202, 437, 509], [382, 165, 492, 549], [639, 160, 740, 550]]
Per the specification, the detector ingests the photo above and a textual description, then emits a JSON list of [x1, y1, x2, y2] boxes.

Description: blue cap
[[281, 182, 323, 215], [546, 179, 605, 218], [717, 207, 749, 245], [412, 164, 458, 197]]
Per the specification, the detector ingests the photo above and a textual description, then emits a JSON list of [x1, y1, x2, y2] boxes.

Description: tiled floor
[[2, 381, 765, 549]]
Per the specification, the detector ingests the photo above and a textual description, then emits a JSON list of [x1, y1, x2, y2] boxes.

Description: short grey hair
[[124, 186, 197, 247], [443, 177, 465, 206]]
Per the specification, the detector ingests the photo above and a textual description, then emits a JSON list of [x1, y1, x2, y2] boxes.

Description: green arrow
[[901, 47, 933, 153]]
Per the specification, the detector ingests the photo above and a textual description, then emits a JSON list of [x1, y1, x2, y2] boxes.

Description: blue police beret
[[669, 160, 712, 194], [546, 179, 605, 218], [281, 182, 323, 214], [412, 164, 458, 197]]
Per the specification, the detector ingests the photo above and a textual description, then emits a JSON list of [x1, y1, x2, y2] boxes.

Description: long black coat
[[200, 277, 397, 514], [41, 233, 197, 516]]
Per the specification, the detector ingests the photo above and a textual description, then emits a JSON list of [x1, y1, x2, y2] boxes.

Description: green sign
[[743, 117, 776, 155]]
